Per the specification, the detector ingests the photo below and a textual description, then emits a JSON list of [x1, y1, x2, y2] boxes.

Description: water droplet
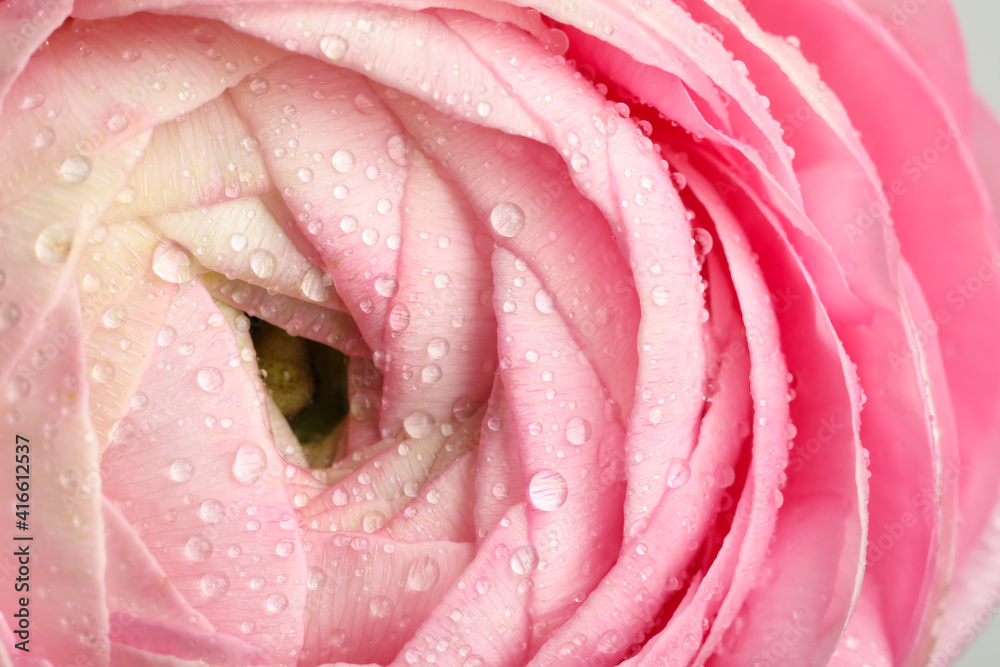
[[122, 48, 141, 62], [227, 233, 248, 252], [200, 499, 224, 523], [490, 202, 525, 238], [319, 34, 348, 60], [200, 572, 230, 597], [369, 596, 394, 618], [307, 566, 327, 591], [91, 361, 114, 384], [33, 128, 55, 149], [301, 267, 332, 302], [151, 240, 196, 283], [354, 92, 377, 115], [597, 630, 624, 654], [492, 482, 509, 500], [509, 545, 539, 575], [426, 337, 449, 359], [170, 458, 195, 482], [0, 303, 20, 330], [421, 364, 442, 384], [570, 152, 590, 173], [197, 367, 224, 393], [387, 135, 408, 165], [102, 305, 128, 330], [565, 417, 592, 445], [534, 290, 555, 314], [249, 77, 270, 94], [250, 249, 276, 279], [542, 28, 569, 56], [693, 228, 714, 260], [35, 224, 74, 265], [362, 228, 380, 246], [233, 444, 267, 483], [374, 274, 397, 297], [476, 101, 492, 117], [331, 149, 355, 173], [528, 469, 568, 511], [406, 556, 440, 591], [157, 325, 176, 347], [275, 539, 294, 558], [58, 155, 92, 184], [106, 112, 129, 133], [297, 167, 314, 183], [266, 593, 289, 613], [403, 411, 435, 439], [433, 273, 451, 289], [388, 304, 411, 332], [650, 285, 670, 306], [666, 458, 691, 489], [185, 536, 212, 561], [376, 198, 393, 215]]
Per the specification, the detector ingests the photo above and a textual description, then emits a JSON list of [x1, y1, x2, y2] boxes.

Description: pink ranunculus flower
[[3, 0, 1000, 664]]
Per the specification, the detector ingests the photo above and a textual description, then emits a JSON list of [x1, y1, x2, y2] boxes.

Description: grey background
[[936, 2, 996, 665]]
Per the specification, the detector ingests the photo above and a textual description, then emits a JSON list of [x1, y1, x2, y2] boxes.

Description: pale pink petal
[[385, 451, 477, 543], [0, 13, 282, 208], [473, 377, 525, 540], [0, 0, 72, 105], [380, 147, 496, 431], [101, 281, 307, 665], [300, 533, 475, 664], [389, 505, 532, 666], [1, 290, 108, 665]]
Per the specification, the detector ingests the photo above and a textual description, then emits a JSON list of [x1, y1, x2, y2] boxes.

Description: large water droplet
[[319, 34, 348, 60], [233, 444, 267, 483], [426, 337, 449, 359], [0, 303, 20, 330], [200, 572, 230, 597], [369, 596, 394, 618], [406, 556, 440, 591], [509, 545, 539, 575], [35, 224, 74, 265], [157, 325, 176, 347], [331, 149, 355, 173], [197, 367, 224, 393], [534, 290, 555, 314], [170, 458, 195, 482], [374, 274, 397, 297], [528, 469, 568, 512], [570, 152, 590, 173], [250, 249, 276, 279], [650, 285, 670, 307], [200, 499, 224, 523], [403, 411, 435, 439], [692, 227, 714, 261], [185, 535, 212, 561], [301, 267, 332, 302], [58, 155, 91, 183], [91, 361, 115, 384], [490, 202, 525, 238], [565, 417, 592, 446], [102, 305, 128, 330], [152, 240, 196, 283], [666, 458, 691, 489], [297, 167, 314, 183], [275, 539, 295, 558], [421, 364, 442, 384]]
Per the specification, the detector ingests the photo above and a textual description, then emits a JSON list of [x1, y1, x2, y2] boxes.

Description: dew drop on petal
[[200, 572, 230, 598], [152, 240, 196, 283], [374, 274, 397, 297], [406, 556, 440, 591], [421, 364, 442, 384], [301, 267, 332, 302], [650, 285, 670, 306], [184, 536, 212, 561], [58, 155, 92, 183], [233, 444, 267, 484], [35, 224, 74, 265], [528, 469, 568, 512], [331, 149, 356, 173], [200, 499, 224, 523], [666, 458, 691, 489], [509, 545, 539, 575], [389, 304, 411, 332], [266, 593, 289, 613], [197, 367, 224, 393], [369, 596, 393, 618], [250, 249, 276, 279], [426, 337, 449, 359], [169, 458, 195, 482], [534, 290, 555, 314], [490, 202, 525, 238], [403, 411, 435, 439], [319, 34, 348, 60], [565, 417, 592, 445]]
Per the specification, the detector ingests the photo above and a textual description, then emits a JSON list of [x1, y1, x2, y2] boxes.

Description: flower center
[[250, 318, 350, 467]]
